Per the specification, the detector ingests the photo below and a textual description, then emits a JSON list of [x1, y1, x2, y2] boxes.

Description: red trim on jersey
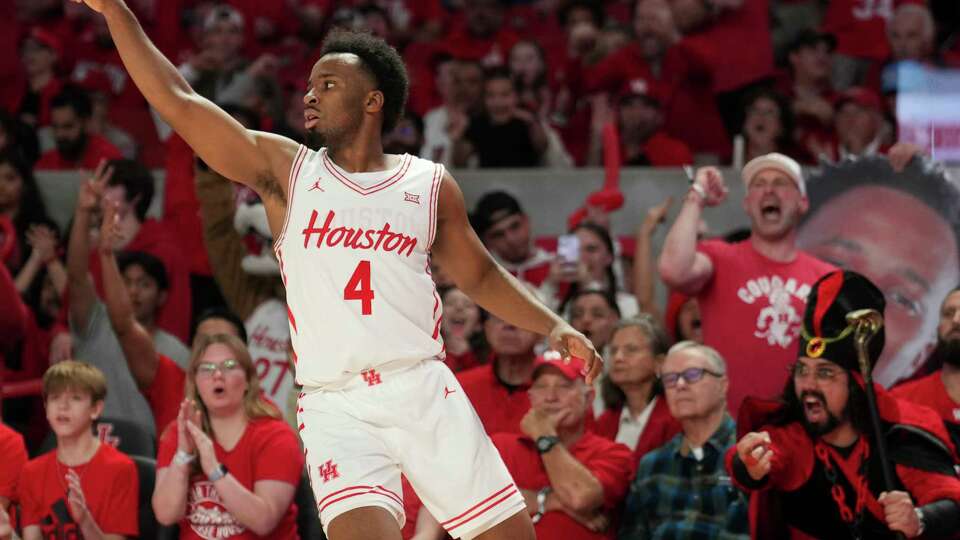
[[441, 484, 518, 531], [432, 316, 442, 340], [274, 144, 308, 252], [316, 485, 404, 515], [427, 164, 443, 248], [298, 422, 305, 432], [287, 305, 298, 334], [276, 247, 289, 286], [322, 151, 412, 196]]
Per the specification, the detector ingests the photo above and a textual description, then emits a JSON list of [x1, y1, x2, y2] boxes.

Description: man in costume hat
[[725, 270, 960, 539]]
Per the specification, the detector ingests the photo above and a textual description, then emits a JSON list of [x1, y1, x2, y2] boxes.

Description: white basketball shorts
[[297, 359, 526, 539]]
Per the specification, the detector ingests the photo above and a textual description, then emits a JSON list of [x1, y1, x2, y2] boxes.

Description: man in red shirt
[[659, 153, 835, 415], [822, 0, 893, 88], [35, 87, 123, 171], [492, 355, 634, 539], [891, 287, 960, 422], [457, 312, 540, 435], [589, 81, 692, 167], [471, 191, 553, 287]]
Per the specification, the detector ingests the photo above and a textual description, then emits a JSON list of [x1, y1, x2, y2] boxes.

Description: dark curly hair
[[803, 155, 960, 259], [320, 30, 409, 134]]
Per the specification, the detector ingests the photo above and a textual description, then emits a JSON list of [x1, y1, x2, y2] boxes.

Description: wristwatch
[[536, 436, 560, 454], [532, 487, 551, 524], [914, 506, 926, 536], [173, 450, 195, 466], [208, 463, 229, 482]]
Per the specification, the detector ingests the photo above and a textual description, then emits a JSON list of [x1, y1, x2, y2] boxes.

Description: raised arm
[[431, 171, 602, 383], [98, 201, 159, 390], [75, 0, 298, 196], [633, 197, 673, 321], [67, 164, 111, 333], [657, 167, 724, 295]]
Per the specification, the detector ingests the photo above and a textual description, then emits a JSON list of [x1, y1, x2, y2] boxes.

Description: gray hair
[[612, 313, 670, 357], [890, 4, 935, 43], [666, 340, 727, 374]]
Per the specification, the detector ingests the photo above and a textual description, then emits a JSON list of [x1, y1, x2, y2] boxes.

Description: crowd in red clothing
[[4, 0, 960, 539], [3, 0, 960, 172]]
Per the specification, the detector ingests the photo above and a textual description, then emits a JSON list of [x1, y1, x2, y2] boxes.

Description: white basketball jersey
[[274, 146, 445, 387]]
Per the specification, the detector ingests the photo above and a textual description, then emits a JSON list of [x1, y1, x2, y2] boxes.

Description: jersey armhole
[[427, 163, 444, 249], [273, 144, 308, 252]]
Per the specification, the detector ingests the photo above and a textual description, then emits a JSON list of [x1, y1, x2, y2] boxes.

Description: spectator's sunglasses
[[660, 367, 724, 389], [196, 359, 242, 377]]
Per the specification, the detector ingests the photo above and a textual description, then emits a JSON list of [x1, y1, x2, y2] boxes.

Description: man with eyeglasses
[[726, 270, 960, 539], [619, 341, 748, 539], [491, 354, 635, 539], [658, 153, 835, 416]]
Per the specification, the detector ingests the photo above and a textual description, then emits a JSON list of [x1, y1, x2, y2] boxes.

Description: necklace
[[814, 437, 872, 540]]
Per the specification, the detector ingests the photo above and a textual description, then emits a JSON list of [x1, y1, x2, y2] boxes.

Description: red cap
[[74, 68, 114, 96], [836, 86, 883, 113], [617, 77, 664, 106], [532, 353, 587, 382], [25, 28, 63, 59]]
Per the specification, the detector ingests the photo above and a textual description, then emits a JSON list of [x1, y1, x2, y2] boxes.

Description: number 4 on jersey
[[344, 260, 375, 315]]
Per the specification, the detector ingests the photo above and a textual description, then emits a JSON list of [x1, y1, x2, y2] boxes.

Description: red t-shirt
[[891, 371, 960, 423], [491, 432, 635, 539], [696, 240, 835, 415], [157, 417, 303, 539], [821, 0, 891, 60], [0, 423, 27, 504], [593, 397, 682, 461], [457, 361, 531, 435], [144, 354, 186, 434], [34, 135, 123, 171], [19, 443, 139, 538]]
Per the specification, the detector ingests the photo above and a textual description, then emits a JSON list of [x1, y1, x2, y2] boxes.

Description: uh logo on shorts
[[319, 460, 340, 483]]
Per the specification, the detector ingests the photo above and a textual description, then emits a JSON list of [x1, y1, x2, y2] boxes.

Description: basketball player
[[73, 1, 602, 539]]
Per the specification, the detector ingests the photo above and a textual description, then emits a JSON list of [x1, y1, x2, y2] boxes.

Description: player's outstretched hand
[[70, 0, 122, 13], [548, 323, 602, 385]]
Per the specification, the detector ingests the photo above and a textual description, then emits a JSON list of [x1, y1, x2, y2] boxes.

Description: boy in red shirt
[[19, 360, 139, 539]]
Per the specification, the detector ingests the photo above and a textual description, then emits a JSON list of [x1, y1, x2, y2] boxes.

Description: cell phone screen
[[557, 234, 580, 264]]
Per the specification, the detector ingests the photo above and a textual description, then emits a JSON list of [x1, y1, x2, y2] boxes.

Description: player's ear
[[365, 90, 384, 114]]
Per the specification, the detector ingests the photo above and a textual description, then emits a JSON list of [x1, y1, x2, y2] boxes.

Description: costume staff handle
[[846, 309, 905, 540]]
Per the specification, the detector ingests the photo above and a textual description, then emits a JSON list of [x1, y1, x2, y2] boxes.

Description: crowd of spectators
[[4, 0, 960, 539]]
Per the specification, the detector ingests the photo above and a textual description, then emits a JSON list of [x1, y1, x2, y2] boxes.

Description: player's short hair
[[117, 251, 169, 292], [105, 158, 156, 222], [320, 30, 408, 134], [43, 360, 107, 403], [803, 156, 960, 259]]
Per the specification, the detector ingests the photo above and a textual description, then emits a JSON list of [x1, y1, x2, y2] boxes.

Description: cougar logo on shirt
[[737, 276, 812, 349], [301, 209, 418, 257], [187, 481, 247, 539]]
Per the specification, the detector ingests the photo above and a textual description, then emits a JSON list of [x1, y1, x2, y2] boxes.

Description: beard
[[798, 389, 848, 438], [930, 336, 960, 369], [55, 133, 88, 162]]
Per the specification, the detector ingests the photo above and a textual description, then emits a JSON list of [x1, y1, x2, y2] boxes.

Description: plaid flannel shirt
[[619, 414, 749, 540]]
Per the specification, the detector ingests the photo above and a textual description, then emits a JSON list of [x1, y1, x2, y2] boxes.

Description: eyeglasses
[[791, 363, 841, 382], [196, 359, 241, 377], [660, 367, 724, 389]]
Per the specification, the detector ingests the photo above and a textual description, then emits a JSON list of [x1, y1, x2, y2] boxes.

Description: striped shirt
[[619, 414, 749, 540]]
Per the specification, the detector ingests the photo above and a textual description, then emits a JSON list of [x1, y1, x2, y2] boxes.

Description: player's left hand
[[66, 469, 91, 525], [879, 491, 921, 537], [185, 420, 220, 478], [548, 323, 602, 384]]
